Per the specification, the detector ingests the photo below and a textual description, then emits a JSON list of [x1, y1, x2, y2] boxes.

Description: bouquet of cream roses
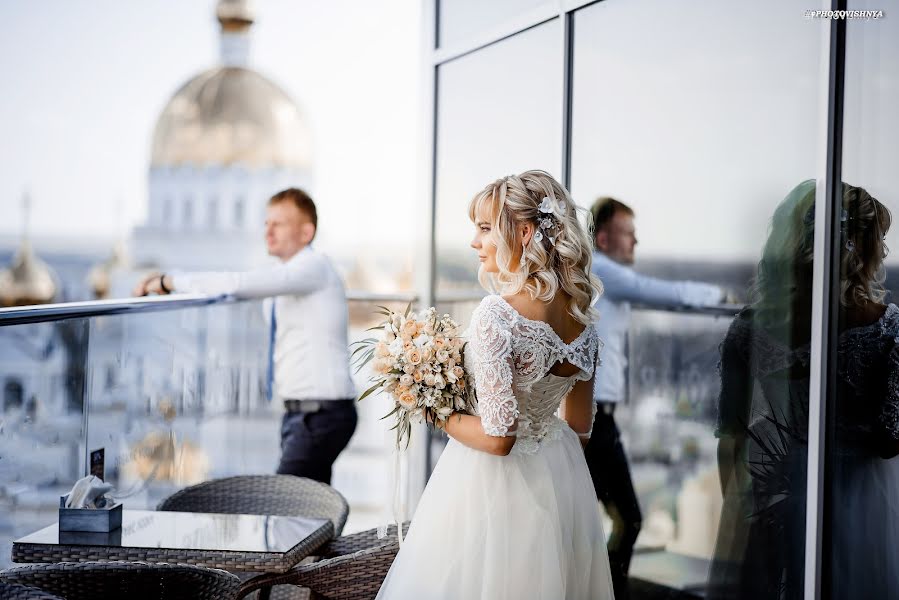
[[353, 305, 470, 448]]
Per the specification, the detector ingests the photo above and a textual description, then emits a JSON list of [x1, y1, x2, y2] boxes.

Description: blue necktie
[[266, 300, 277, 401]]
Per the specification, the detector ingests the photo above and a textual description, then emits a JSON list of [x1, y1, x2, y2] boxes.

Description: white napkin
[[65, 475, 114, 509]]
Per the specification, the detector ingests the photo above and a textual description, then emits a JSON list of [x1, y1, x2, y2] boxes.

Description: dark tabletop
[[12, 509, 334, 573]]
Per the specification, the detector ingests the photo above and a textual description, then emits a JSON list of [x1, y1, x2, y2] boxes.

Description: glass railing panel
[[0, 317, 90, 569], [1, 293, 423, 569], [82, 301, 269, 515]]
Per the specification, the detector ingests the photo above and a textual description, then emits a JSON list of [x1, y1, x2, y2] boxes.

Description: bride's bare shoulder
[[500, 292, 545, 321], [501, 291, 585, 342]]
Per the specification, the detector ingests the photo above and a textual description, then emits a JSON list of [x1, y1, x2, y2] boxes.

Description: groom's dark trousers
[[276, 398, 357, 485], [584, 402, 642, 600]]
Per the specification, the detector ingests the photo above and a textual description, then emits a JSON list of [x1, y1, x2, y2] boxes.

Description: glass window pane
[[570, 1, 822, 595], [438, 0, 549, 48], [435, 21, 561, 298], [829, 4, 898, 597]]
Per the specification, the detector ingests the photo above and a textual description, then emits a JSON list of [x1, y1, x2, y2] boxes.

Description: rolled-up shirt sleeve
[[591, 252, 722, 308], [171, 249, 330, 299]]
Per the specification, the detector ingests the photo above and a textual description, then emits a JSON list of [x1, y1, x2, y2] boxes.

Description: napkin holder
[[59, 528, 123, 546], [59, 494, 122, 533]]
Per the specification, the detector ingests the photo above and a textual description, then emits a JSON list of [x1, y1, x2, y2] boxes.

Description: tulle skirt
[[831, 453, 899, 599], [376, 428, 614, 600]]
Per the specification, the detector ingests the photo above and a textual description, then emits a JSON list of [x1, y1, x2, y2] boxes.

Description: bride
[[376, 170, 615, 599]]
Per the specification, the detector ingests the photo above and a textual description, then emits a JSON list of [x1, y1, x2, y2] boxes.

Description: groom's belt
[[596, 401, 617, 416], [284, 398, 354, 413]]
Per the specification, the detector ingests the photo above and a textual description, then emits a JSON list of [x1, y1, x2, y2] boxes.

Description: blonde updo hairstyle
[[468, 170, 603, 326]]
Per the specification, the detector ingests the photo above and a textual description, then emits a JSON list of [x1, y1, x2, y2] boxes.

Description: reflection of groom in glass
[[133, 188, 357, 485], [587, 197, 724, 599]]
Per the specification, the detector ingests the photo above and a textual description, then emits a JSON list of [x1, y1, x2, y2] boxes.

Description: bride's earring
[[519, 243, 527, 269]]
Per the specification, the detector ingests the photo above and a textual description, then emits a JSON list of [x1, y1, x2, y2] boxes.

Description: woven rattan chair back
[[0, 561, 240, 600], [157, 475, 349, 535], [0, 582, 66, 600], [236, 523, 408, 600]]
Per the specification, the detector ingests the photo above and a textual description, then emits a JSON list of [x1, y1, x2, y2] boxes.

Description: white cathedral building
[[131, 0, 313, 270]]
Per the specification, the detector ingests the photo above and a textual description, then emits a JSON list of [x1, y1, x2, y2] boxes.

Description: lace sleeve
[[471, 299, 519, 437], [578, 329, 601, 438], [877, 341, 899, 442]]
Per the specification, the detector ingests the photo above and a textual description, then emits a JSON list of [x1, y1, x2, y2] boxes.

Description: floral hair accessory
[[536, 197, 565, 245]]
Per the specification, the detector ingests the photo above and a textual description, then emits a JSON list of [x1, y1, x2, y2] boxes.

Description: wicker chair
[[236, 523, 408, 600], [158, 475, 350, 599], [156, 475, 349, 536], [0, 561, 240, 600], [0, 582, 66, 600]]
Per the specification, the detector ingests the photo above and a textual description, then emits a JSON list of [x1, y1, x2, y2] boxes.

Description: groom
[[133, 188, 357, 485], [587, 196, 725, 599]]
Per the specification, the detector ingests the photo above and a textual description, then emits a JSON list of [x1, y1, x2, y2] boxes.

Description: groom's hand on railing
[[133, 272, 174, 297]]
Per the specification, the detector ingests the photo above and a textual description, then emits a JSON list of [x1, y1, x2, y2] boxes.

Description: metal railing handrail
[[345, 291, 418, 303], [0, 294, 232, 327], [631, 302, 743, 318], [430, 290, 744, 318], [0, 287, 743, 328], [0, 291, 426, 327]]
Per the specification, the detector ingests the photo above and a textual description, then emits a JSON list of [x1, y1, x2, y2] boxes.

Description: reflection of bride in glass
[[709, 180, 897, 599]]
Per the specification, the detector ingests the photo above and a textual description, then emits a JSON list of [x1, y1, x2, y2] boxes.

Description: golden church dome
[[0, 240, 58, 307], [149, 0, 311, 170]]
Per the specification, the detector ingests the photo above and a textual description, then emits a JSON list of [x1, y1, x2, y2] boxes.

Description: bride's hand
[[425, 409, 449, 431]]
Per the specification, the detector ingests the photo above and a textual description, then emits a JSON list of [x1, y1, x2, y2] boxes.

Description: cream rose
[[398, 392, 417, 410], [400, 374, 414, 387], [413, 370, 424, 383], [402, 320, 418, 337], [406, 348, 422, 365], [436, 349, 450, 364], [452, 365, 464, 380], [421, 346, 435, 362], [423, 373, 436, 387]]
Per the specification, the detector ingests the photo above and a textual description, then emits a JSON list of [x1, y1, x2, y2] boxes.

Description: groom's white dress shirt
[[172, 246, 356, 402], [591, 250, 723, 404]]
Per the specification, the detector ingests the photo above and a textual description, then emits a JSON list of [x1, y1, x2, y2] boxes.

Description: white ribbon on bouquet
[[378, 443, 406, 546]]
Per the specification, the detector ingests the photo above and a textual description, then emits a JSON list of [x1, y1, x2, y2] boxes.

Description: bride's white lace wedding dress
[[376, 295, 615, 599]]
